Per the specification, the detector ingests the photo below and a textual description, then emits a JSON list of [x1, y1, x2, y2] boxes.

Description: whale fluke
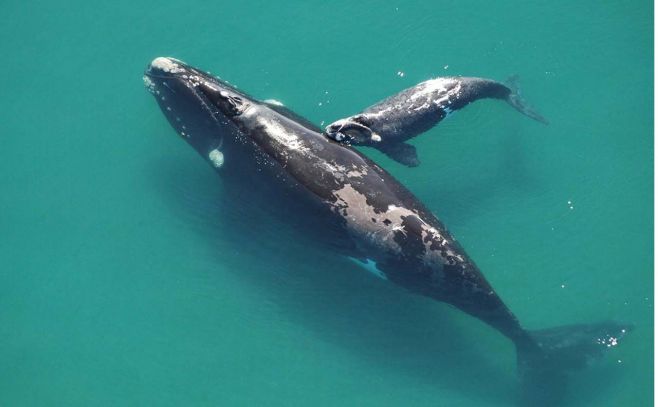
[[517, 321, 632, 405], [504, 75, 549, 125]]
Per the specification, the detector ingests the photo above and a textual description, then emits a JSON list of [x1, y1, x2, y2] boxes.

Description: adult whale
[[325, 76, 548, 166], [144, 57, 627, 401]]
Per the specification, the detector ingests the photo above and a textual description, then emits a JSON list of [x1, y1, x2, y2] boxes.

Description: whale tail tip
[[516, 321, 632, 406], [505, 75, 549, 125]]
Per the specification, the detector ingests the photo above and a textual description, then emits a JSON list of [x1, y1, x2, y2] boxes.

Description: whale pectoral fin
[[378, 142, 420, 167]]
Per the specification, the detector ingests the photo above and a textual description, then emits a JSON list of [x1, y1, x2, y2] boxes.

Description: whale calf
[[325, 76, 547, 166], [144, 57, 628, 402]]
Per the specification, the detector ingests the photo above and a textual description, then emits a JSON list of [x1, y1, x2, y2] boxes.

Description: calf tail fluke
[[505, 75, 549, 125]]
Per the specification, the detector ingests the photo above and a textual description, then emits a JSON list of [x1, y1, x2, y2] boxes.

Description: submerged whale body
[[144, 57, 629, 404]]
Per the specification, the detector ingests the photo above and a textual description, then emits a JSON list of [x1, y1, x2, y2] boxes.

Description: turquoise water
[[0, 1, 652, 405]]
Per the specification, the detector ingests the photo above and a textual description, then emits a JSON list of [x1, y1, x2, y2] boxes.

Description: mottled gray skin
[[325, 76, 548, 167], [144, 58, 628, 392]]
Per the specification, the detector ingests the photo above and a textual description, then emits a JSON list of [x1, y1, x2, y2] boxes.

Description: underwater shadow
[[147, 156, 625, 406], [148, 157, 519, 405], [411, 130, 541, 225]]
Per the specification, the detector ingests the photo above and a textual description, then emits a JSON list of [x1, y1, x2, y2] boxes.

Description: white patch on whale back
[[208, 149, 224, 168], [256, 116, 309, 153], [410, 77, 462, 110], [264, 99, 284, 106], [346, 166, 368, 178], [150, 57, 185, 74], [362, 77, 465, 122], [332, 185, 463, 272], [413, 77, 459, 98], [348, 257, 387, 280]]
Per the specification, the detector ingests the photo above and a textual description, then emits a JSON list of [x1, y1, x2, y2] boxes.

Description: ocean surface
[[0, 1, 653, 406]]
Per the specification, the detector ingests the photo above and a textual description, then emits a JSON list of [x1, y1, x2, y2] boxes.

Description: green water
[[0, 1, 653, 405]]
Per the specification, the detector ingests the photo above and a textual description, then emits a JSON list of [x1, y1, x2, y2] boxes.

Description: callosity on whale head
[[324, 114, 382, 145], [143, 57, 253, 169]]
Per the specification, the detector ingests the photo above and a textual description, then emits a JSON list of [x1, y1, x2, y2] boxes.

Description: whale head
[[324, 115, 382, 146], [144, 57, 251, 169]]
